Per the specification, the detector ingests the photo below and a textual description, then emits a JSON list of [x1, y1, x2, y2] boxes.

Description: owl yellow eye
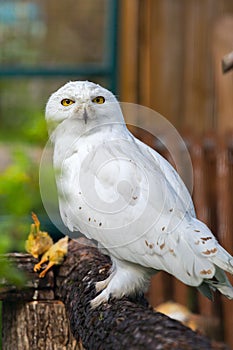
[[92, 96, 105, 104], [61, 99, 75, 106]]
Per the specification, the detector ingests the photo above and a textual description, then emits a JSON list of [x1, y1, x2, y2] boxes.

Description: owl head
[[45, 81, 124, 135]]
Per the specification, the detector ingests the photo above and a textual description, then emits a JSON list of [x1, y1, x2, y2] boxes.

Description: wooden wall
[[119, 0, 233, 135]]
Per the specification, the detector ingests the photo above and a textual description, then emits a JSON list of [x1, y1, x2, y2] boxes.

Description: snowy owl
[[45, 80, 233, 308]]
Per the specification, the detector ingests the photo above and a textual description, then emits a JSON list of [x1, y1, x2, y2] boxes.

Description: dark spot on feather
[[160, 243, 165, 250], [145, 240, 149, 246], [203, 248, 217, 255], [201, 237, 212, 241], [132, 196, 138, 200], [169, 208, 173, 212], [200, 269, 212, 275], [88, 218, 91, 221], [79, 207, 82, 210], [99, 223, 102, 226], [194, 229, 200, 232], [162, 226, 165, 231]]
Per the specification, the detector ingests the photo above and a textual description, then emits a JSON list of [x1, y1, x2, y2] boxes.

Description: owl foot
[[90, 258, 150, 308]]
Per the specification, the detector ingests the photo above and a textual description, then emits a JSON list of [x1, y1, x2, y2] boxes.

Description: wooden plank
[[215, 136, 233, 348], [212, 16, 233, 133], [118, 0, 139, 103], [203, 134, 218, 233], [182, 0, 216, 133], [149, 0, 184, 127], [147, 274, 167, 307], [138, 0, 152, 107], [216, 138, 231, 246], [173, 279, 189, 307]]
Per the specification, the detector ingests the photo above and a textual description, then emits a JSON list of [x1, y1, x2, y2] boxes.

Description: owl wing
[[78, 130, 193, 248], [133, 135, 196, 217], [77, 131, 233, 292], [60, 129, 190, 239]]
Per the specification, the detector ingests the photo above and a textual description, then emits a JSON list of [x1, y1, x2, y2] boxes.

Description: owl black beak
[[83, 108, 88, 124]]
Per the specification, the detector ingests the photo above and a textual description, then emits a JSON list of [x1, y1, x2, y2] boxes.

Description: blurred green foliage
[[0, 78, 59, 290], [0, 147, 42, 216], [0, 80, 48, 145], [0, 145, 45, 283], [0, 92, 48, 292]]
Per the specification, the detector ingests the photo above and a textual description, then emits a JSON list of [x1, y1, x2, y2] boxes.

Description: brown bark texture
[[0, 239, 230, 350], [2, 301, 80, 350]]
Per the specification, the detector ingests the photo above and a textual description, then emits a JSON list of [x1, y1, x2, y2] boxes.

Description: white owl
[[45, 81, 233, 308]]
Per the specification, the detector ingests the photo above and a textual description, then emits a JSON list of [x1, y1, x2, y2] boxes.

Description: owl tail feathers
[[210, 245, 233, 274], [207, 245, 233, 299], [198, 266, 233, 300]]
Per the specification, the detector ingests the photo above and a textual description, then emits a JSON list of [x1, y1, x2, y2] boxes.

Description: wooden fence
[[118, 1, 233, 345], [137, 131, 233, 348], [119, 0, 233, 135]]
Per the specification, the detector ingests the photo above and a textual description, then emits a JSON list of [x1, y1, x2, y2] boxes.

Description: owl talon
[[95, 275, 112, 293], [90, 290, 109, 309]]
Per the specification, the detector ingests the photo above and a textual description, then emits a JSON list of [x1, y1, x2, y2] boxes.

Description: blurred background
[[0, 0, 233, 347]]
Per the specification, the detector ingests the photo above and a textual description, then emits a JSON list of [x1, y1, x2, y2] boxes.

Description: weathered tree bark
[[2, 301, 80, 350], [0, 239, 229, 350], [55, 239, 229, 350], [0, 253, 82, 350]]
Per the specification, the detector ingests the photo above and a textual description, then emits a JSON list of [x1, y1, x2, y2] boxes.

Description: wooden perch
[[0, 239, 229, 350]]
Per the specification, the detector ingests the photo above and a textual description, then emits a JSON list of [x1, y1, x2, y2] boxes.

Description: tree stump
[[2, 301, 80, 350]]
